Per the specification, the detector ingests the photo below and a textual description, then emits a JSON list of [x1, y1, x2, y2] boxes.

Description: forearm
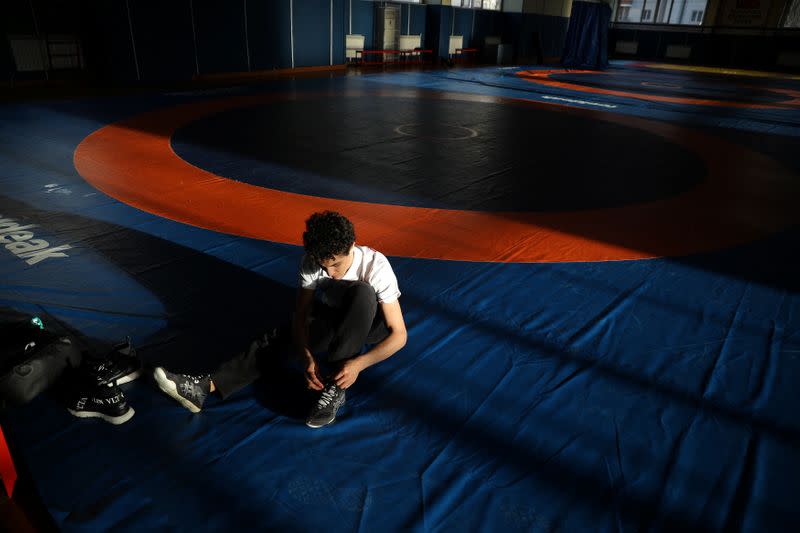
[[354, 329, 406, 370], [294, 306, 325, 390]]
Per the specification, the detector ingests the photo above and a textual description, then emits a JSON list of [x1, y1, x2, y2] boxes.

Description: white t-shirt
[[298, 245, 401, 307]]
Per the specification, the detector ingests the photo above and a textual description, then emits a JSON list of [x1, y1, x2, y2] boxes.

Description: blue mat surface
[[1, 65, 800, 531]]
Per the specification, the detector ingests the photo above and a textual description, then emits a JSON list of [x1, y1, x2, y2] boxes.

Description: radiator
[[777, 51, 800, 68], [615, 40, 639, 54], [665, 44, 691, 59], [9, 37, 47, 71]]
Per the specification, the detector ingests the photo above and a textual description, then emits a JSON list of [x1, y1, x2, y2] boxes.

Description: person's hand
[[304, 354, 324, 391], [334, 358, 364, 389]]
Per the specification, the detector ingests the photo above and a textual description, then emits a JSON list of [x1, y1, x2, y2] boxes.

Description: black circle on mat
[[171, 97, 706, 212]]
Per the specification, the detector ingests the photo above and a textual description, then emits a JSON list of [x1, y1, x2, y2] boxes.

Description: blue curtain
[[561, 1, 611, 69]]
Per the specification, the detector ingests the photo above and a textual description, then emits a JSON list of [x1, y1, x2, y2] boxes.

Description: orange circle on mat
[[73, 90, 798, 262], [516, 70, 800, 109]]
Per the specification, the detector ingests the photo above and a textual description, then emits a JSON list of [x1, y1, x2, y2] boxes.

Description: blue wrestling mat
[[1, 63, 800, 531]]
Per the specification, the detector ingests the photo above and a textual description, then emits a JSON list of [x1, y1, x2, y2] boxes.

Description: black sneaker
[[67, 382, 135, 425], [306, 383, 346, 428], [83, 337, 142, 386], [153, 367, 210, 413]]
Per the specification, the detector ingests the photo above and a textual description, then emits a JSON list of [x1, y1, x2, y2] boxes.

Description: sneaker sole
[[116, 369, 142, 385], [154, 367, 201, 414], [305, 416, 335, 429], [306, 397, 345, 428], [68, 407, 135, 425]]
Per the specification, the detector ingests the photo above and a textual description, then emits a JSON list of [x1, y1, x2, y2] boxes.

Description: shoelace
[[182, 374, 208, 384], [316, 386, 338, 408]]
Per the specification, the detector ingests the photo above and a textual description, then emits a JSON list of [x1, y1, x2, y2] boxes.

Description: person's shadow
[[253, 352, 317, 420], [243, 329, 319, 420], [0, 193, 320, 420]]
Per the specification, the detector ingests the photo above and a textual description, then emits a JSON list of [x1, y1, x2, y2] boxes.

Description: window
[[616, 0, 644, 23], [617, 5, 633, 22], [785, 0, 800, 27], [616, 0, 709, 25], [452, 0, 502, 10]]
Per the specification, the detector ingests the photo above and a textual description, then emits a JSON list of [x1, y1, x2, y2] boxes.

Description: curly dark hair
[[303, 211, 356, 264]]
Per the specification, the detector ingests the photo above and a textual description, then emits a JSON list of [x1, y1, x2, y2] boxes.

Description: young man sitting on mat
[[153, 210, 407, 428]]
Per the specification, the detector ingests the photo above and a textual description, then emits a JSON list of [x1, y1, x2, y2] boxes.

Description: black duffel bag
[[0, 308, 82, 406]]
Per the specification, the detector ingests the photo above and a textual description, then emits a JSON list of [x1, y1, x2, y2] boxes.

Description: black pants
[[212, 281, 389, 399]]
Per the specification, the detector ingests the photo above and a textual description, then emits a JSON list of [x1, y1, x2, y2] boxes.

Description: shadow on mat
[[0, 193, 296, 371]]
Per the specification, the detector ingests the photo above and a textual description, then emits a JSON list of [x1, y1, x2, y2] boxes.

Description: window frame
[[614, 0, 710, 26], [451, 0, 503, 11]]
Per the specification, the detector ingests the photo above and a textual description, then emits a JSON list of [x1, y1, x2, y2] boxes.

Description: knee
[[345, 281, 377, 308], [347, 281, 375, 296]]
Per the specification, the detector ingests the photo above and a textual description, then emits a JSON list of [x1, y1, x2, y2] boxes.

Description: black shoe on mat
[[83, 337, 142, 386], [67, 382, 135, 425]]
